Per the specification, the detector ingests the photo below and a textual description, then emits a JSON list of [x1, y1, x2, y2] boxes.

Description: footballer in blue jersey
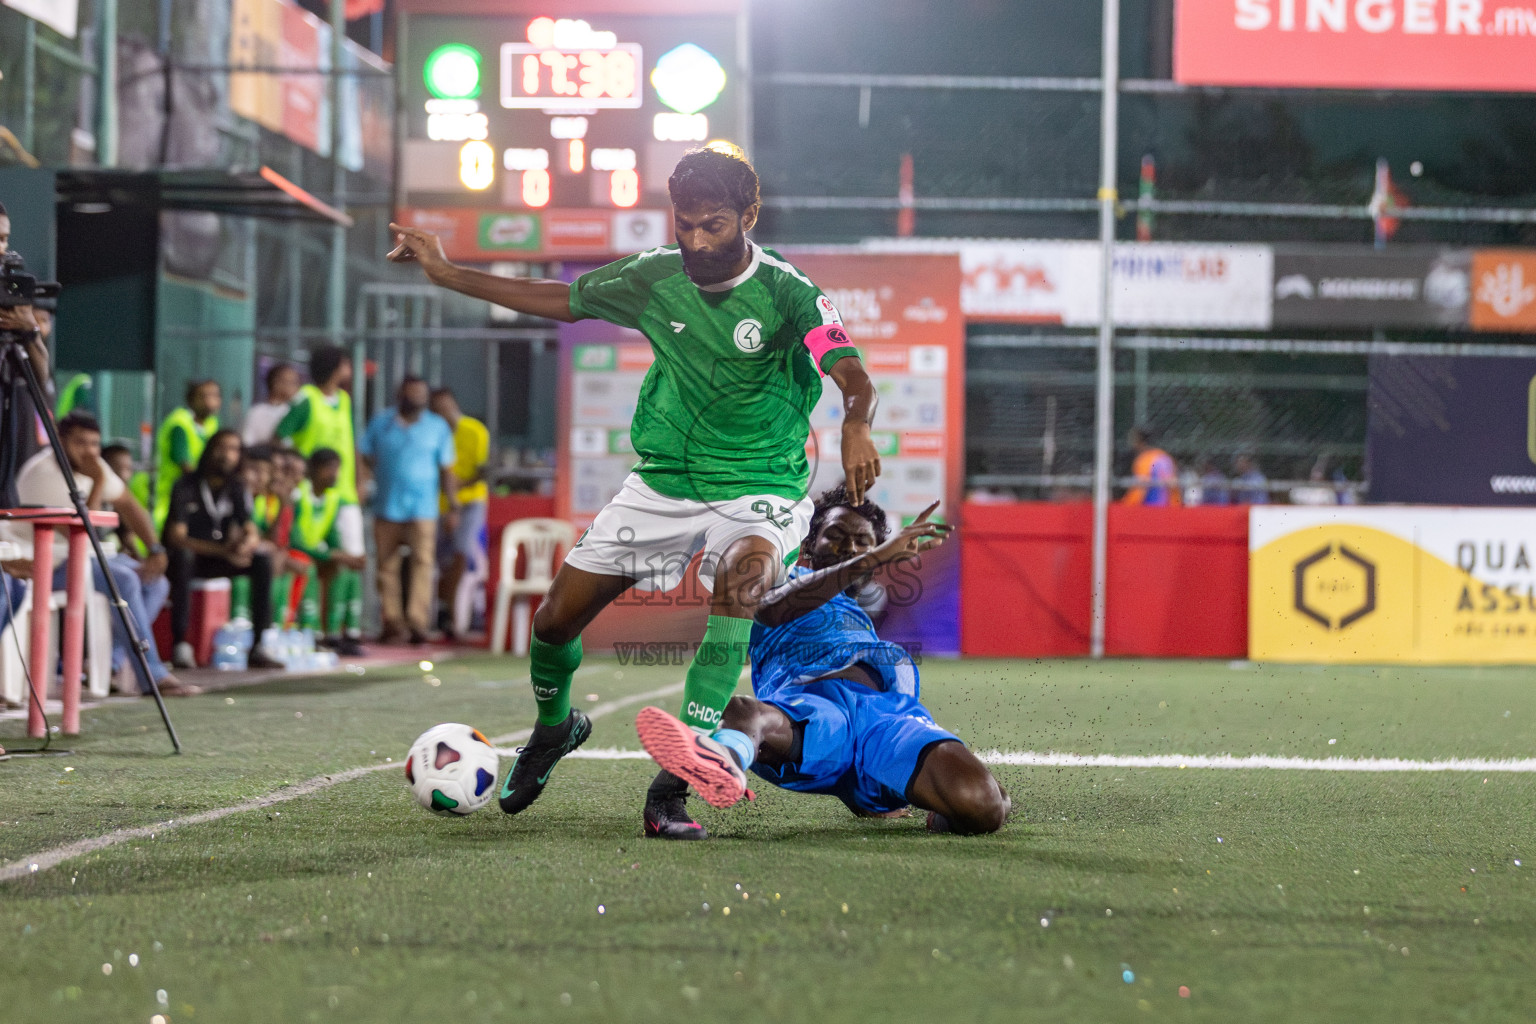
[[636, 487, 1010, 835]]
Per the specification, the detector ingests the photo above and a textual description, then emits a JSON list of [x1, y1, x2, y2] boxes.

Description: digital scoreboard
[[397, 6, 745, 263]]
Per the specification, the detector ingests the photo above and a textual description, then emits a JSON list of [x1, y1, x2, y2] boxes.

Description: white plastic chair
[[452, 543, 488, 639], [0, 588, 29, 707], [490, 518, 575, 656], [0, 585, 110, 705]]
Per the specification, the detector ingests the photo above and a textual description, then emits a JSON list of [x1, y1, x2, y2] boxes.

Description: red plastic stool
[[0, 507, 119, 737], [187, 578, 231, 667]]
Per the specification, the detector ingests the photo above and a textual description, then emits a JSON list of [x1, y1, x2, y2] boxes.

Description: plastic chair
[[44, 589, 112, 698], [0, 588, 29, 707], [490, 518, 575, 656], [451, 517, 490, 638], [0, 586, 111, 705]]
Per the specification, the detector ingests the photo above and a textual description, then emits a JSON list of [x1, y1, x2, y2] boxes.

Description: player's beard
[[679, 226, 749, 286]]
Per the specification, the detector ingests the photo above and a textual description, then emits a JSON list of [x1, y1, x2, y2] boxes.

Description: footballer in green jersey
[[388, 146, 881, 839]]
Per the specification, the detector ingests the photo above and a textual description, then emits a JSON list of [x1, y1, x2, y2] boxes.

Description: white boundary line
[[561, 748, 1536, 772], [977, 751, 1536, 772], [0, 679, 684, 884], [12, 698, 1532, 882]]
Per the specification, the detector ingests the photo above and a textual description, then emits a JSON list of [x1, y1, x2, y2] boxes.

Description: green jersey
[[568, 243, 859, 503]]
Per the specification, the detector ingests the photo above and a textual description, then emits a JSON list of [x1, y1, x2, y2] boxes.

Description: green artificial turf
[[2, 657, 1534, 1023]]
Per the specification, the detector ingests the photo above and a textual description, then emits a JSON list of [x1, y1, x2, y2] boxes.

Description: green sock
[[679, 614, 753, 730], [296, 566, 321, 631], [231, 575, 251, 622], [339, 568, 363, 638], [531, 635, 583, 726], [270, 574, 291, 628], [326, 568, 362, 637]]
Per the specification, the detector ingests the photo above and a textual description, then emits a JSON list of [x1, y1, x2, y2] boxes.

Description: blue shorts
[[751, 678, 960, 815]]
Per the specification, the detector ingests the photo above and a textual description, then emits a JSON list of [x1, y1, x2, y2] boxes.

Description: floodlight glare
[[650, 43, 726, 115], [425, 44, 482, 100]]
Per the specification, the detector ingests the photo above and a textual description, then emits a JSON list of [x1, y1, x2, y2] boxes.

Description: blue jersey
[[746, 567, 952, 814], [749, 566, 918, 698]]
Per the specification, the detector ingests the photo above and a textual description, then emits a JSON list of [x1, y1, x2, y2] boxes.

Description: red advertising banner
[[280, 2, 324, 152], [1175, 0, 1536, 91]]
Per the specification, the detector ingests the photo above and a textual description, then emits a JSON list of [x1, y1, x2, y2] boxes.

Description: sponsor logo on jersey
[[733, 318, 765, 353], [816, 294, 844, 326]]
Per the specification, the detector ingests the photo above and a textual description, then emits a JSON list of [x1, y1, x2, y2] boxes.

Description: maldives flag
[[1369, 159, 1410, 248]]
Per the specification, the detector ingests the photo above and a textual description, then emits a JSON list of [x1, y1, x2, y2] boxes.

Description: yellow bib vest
[[295, 482, 343, 554], [154, 407, 217, 530], [289, 384, 357, 503]]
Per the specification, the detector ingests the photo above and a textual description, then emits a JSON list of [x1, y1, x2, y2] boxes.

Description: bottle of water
[[259, 626, 286, 668], [210, 621, 249, 671]]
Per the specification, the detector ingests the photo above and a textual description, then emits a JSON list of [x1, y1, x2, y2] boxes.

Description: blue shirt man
[[361, 400, 456, 522], [359, 376, 459, 642]]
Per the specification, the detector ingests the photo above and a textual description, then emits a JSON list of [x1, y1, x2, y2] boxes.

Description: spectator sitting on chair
[[102, 441, 153, 516], [429, 386, 489, 639], [361, 376, 459, 645], [163, 430, 282, 671], [291, 448, 366, 656], [241, 447, 288, 579], [9, 412, 194, 696], [102, 443, 144, 556]]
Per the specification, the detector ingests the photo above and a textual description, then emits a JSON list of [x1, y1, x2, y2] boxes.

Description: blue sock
[[712, 728, 756, 770]]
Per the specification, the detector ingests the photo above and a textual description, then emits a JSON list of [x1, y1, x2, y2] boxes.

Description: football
[[405, 723, 500, 815]]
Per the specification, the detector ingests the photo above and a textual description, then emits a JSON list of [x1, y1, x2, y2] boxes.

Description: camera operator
[[0, 202, 57, 499]]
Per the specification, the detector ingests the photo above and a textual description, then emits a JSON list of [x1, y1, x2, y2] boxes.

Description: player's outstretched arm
[[387, 223, 576, 323], [755, 501, 951, 627], [829, 357, 880, 504]]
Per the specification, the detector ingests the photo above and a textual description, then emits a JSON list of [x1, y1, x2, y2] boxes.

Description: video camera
[[0, 250, 60, 312]]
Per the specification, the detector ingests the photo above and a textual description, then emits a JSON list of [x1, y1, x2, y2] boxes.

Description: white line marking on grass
[[556, 747, 655, 759], [978, 751, 1536, 772], [562, 748, 1536, 774], [0, 680, 684, 884]]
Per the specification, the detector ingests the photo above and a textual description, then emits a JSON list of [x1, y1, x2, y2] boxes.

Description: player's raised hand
[[387, 223, 452, 280], [841, 422, 882, 505], [869, 500, 952, 566]]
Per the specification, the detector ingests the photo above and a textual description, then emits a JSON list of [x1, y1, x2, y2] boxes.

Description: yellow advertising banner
[[1250, 507, 1536, 664]]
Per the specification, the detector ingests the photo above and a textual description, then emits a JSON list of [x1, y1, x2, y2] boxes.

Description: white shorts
[[337, 503, 367, 557], [564, 473, 813, 593]]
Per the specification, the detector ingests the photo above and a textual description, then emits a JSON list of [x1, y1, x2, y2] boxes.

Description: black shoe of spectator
[[336, 638, 367, 658], [408, 629, 428, 646], [247, 648, 286, 671]]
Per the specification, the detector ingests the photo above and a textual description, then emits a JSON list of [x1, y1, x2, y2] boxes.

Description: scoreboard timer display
[[398, 7, 745, 263]]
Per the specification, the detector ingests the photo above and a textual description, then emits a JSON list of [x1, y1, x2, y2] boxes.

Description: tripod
[[1, 331, 181, 754]]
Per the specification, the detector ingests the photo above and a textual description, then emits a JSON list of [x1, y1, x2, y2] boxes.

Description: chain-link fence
[[965, 329, 1536, 504]]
